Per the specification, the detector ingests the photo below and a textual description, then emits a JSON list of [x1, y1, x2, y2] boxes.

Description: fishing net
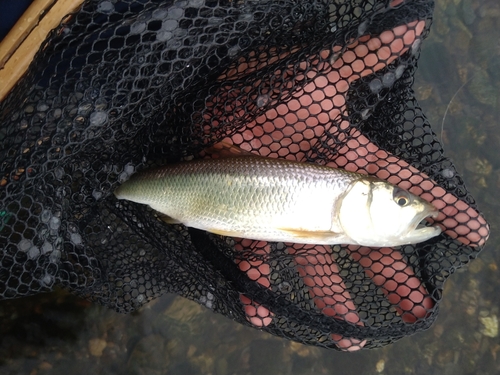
[[0, 0, 490, 350]]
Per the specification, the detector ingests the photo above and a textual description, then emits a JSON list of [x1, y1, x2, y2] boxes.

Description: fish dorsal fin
[[202, 141, 258, 159]]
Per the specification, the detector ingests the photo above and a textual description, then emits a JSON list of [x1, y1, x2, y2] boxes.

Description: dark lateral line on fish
[[188, 228, 434, 341]]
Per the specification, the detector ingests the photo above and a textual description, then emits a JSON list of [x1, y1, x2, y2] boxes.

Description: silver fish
[[114, 156, 441, 246]]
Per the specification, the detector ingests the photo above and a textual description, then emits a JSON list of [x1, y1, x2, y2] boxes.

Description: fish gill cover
[[0, 0, 490, 350]]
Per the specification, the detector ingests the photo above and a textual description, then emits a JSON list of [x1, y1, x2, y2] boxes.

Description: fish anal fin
[[157, 213, 182, 224], [203, 141, 257, 159], [148, 205, 182, 224]]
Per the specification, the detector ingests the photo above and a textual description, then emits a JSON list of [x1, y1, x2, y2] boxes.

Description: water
[[1, 0, 500, 374]]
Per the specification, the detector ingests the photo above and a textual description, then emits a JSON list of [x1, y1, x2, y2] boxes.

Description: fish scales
[[115, 156, 361, 240]]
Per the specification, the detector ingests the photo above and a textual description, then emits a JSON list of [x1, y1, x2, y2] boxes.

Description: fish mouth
[[405, 205, 441, 243]]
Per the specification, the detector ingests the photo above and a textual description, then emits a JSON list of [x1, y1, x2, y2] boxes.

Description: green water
[[1, 0, 499, 374]]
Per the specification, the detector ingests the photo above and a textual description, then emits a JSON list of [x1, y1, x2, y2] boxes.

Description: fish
[[114, 154, 442, 247]]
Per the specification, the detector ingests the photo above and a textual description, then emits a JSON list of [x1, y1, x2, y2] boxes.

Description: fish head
[[338, 179, 441, 247]]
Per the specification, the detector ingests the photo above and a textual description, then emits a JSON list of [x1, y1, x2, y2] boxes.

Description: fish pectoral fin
[[278, 228, 342, 242], [206, 228, 241, 237]]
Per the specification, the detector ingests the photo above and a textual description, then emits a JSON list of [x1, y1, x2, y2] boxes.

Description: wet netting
[[0, 0, 490, 350]]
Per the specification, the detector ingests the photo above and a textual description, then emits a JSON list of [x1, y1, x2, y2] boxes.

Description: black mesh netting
[[0, 0, 490, 350]]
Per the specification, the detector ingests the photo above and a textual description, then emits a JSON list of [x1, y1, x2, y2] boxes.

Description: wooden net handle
[[0, 0, 84, 102]]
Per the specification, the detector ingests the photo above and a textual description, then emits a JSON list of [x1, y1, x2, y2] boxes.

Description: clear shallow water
[[1, 0, 500, 374]]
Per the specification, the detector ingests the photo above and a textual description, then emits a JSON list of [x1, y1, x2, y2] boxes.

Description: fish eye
[[396, 196, 409, 206], [393, 188, 411, 207]]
